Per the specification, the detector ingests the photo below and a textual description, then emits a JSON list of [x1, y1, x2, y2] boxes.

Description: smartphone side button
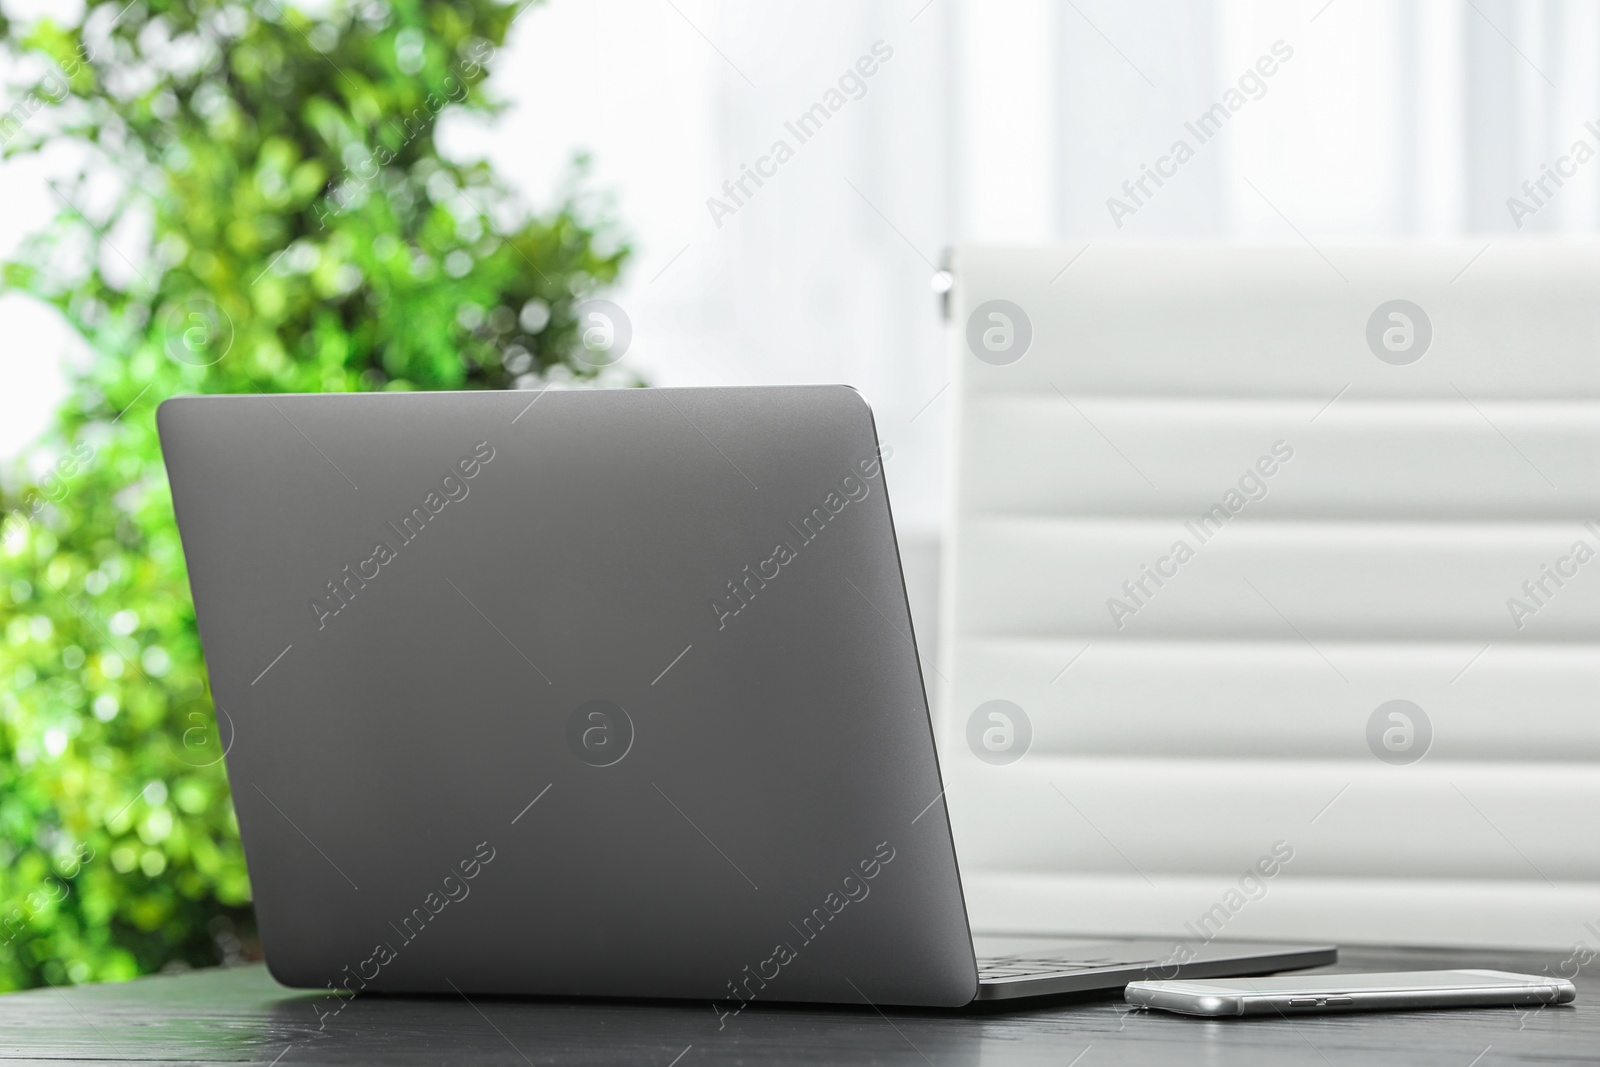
[[1325, 997, 1353, 1006], [1288, 998, 1318, 1007]]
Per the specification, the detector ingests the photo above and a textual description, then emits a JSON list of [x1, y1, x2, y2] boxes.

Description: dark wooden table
[[2, 944, 1594, 1065]]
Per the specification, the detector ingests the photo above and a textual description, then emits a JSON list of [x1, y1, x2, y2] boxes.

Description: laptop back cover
[[158, 385, 976, 1007]]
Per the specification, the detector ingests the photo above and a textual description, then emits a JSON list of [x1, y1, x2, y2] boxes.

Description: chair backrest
[[938, 241, 1600, 949]]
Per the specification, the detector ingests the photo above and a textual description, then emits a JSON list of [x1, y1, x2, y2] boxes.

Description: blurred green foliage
[[0, 0, 629, 990]]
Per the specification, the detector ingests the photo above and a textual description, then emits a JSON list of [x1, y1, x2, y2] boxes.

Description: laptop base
[[972, 935, 1338, 1000]]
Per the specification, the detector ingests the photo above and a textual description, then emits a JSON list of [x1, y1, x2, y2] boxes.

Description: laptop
[[158, 385, 1334, 1008]]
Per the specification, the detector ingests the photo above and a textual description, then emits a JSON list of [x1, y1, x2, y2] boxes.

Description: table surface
[[1, 944, 1594, 1065]]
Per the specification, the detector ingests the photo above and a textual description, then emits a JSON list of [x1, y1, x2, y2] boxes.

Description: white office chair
[[938, 241, 1600, 949]]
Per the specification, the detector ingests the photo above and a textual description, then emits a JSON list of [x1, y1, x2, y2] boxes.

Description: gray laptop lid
[[158, 385, 977, 1007]]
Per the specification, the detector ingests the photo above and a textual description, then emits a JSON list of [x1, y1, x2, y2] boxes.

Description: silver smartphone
[[1126, 970, 1577, 1017]]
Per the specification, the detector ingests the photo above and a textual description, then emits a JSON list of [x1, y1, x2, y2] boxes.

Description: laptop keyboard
[[976, 954, 1159, 980]]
